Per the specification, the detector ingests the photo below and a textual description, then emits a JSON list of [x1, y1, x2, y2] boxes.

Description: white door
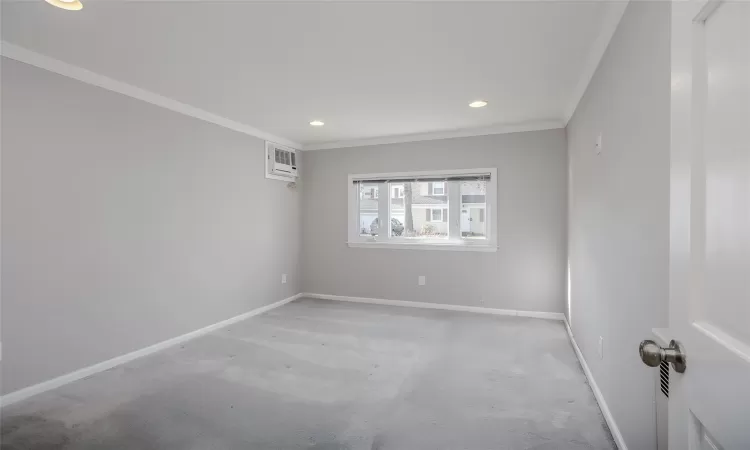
[[461, 208, 470, 235], [668, 1, 750, 448]]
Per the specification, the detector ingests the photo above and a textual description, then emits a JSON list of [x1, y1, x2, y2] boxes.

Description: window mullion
[[349, 180, 359, 243], [448, 181, 460, 240], [378, 182, 390, 242], [486, 178, 496, 246]]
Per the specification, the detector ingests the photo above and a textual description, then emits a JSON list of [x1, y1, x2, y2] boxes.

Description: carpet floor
[[1, 298, 615, 449]]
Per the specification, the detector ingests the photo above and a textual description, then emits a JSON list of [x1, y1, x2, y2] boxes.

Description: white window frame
[[431, 182, 445, 195], [430, 208, 443, 222], [347, 168, 497, 252]]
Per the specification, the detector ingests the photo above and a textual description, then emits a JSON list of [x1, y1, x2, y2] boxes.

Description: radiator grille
[[659, 360, 669, 398]]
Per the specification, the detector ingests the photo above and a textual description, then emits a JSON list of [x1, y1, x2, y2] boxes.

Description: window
[[358, 183, 379, 236], [389, 182, 448, 239], [430, 208, 444, 222], [348, 169, 496, 251], [460, 180, 487, 239]]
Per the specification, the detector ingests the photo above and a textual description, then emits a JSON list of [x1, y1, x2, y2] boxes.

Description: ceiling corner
[[0, 41, 302, 150], [301, 120, 565, 151], [562, 0, 630, 126]]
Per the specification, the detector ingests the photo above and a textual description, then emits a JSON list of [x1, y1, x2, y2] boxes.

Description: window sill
[[347, 241, 497, 252]]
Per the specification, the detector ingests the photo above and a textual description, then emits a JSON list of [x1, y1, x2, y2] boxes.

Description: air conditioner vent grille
[[266, 141, 298, 181]]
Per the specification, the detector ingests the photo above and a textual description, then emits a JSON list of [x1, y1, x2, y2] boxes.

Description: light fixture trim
[[469, 100, 488, 108], [45, 0, 83, 10], [309, 120, 325, 126]]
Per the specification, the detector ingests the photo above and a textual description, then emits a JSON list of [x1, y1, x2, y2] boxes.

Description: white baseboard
[[0, 293, 303, 408], [301, 293, 565, 321], [564, 319, 627, 450]]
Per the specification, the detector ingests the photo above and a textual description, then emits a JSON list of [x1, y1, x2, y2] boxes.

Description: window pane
[[359, 183, 379, 236], [390, 182, 448, 239], [460, 180, 487, 239]]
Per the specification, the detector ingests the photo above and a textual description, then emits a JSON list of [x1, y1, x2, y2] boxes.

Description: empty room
[[1, 0, 748, 449]]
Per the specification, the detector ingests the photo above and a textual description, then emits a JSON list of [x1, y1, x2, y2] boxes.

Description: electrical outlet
[[281, 274, 287, 284], [418, 276, 426, 286], [598, 336, 604, 359]]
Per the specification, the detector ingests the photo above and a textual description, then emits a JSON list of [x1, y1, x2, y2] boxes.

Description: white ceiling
[[1, 1, 622, 149]]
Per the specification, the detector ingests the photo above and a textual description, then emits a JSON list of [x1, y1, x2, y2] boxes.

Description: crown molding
[[0, 41, 301, 149], [562, 0, 629, 125], [301, 120, 565, 151]]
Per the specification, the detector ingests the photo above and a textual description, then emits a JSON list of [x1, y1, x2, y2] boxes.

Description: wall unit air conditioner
[[265, 141, 298, 181]]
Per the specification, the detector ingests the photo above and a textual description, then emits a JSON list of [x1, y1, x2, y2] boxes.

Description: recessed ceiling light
[[45, 0, 83, 11], [469, 100, 488, 108], [310, 120, 325, 126]]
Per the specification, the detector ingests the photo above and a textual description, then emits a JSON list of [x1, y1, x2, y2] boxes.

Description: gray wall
[[301, 130, 567, 313], [566, 2, 670, 449], [1, 58, 301, 394]]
